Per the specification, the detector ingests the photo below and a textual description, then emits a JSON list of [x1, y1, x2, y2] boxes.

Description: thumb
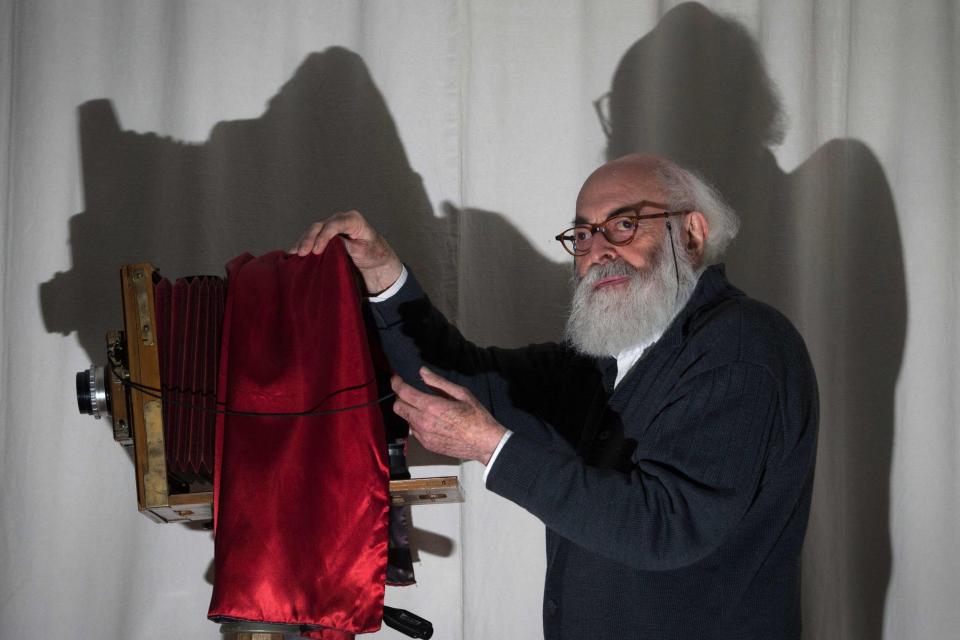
[[419, 367, 471, 402]]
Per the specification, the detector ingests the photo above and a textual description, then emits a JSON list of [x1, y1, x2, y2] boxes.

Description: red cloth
[[208, 240, 389, 637]]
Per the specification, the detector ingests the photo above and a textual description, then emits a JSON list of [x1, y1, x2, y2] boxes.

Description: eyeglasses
[[554, 202, 689, 257], [593, 92, 612, 139]]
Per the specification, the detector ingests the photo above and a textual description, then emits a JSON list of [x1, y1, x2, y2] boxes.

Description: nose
[[576, 230, 618, 275]]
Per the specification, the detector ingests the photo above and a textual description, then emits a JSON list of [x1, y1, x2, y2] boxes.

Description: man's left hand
[[391, 367, 507, 465]]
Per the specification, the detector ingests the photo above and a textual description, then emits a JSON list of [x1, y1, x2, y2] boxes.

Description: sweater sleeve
[[486, 361, 780, 572], [368, 268, 571, 445]]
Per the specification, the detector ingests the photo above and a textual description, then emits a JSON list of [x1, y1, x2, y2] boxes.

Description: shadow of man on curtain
[[41, 47, 459, 364], [602, 4, 904, 639]]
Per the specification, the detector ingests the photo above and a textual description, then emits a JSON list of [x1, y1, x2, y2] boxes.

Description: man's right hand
[[289, 210, 404, 296]]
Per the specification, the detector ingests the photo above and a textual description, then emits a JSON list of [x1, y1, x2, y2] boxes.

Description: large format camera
[[74, 263, 461, 524]]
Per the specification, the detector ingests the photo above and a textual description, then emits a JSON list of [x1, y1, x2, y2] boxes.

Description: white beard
[[565, 234, 699, 357]]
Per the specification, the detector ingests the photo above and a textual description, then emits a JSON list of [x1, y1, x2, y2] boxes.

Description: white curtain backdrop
[[2, 1, 958, 638]]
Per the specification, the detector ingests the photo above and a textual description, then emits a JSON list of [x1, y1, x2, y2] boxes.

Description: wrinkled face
[[572, 170, 669, 282], [565, 156, 709, 356], [564, 164, 682, 357]]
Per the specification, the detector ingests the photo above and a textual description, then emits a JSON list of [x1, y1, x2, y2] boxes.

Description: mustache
[[577, 260, 638, 286]]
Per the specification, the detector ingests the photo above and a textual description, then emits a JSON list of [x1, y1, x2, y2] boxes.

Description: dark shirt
[[371, 264, 819, 639]]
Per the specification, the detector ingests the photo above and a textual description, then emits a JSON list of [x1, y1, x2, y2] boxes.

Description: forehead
[[574, 171, 666, 222]]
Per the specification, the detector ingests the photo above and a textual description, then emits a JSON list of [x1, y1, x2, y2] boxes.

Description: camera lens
[[76, 370, 93, 414], [76, 366, 111, 419]]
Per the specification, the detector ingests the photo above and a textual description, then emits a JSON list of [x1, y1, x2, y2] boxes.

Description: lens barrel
[[76, 370, 93, 414], [76, 366, 110, 419]]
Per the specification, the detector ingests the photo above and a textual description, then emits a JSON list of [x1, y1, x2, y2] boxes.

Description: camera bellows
[[154, 275, 226, 484]]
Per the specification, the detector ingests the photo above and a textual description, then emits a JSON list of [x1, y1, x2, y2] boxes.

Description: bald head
[[576, 154, 668, 214], [572, 155, 708, 274], [574, 154, 739, 271]]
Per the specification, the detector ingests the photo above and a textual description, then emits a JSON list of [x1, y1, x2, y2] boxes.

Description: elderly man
[[292, 154, 818, 639]]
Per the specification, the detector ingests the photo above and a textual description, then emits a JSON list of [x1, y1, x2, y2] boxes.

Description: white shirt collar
[[614, 332, 663, 388]]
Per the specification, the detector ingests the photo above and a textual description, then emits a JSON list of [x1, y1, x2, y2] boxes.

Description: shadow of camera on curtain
[[38, 46, 572, 581], [604, 4, 904, 639], [41, 47, 456, 361], [39, 49, 480, 572]]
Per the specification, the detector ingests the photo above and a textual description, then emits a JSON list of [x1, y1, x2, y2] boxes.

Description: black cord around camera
[[112, 364, 396, 418]]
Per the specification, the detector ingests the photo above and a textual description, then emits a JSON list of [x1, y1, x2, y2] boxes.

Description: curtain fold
[[1, 1, 958, 638]]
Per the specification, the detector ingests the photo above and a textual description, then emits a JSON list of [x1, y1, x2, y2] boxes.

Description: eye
[[610, 216, 636, 232], [572, 227, 592, 242]]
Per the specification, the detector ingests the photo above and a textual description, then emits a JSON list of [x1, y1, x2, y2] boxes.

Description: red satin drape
[[208, 240, 389, 637]]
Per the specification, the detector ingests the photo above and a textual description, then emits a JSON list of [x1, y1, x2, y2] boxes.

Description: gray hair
[[652, 159, 740, 266]]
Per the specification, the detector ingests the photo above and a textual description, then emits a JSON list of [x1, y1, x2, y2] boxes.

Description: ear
[[683, 211, 709, 266]]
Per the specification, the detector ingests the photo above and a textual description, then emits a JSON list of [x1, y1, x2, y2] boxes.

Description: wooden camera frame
[[97, 263, 461, 524]]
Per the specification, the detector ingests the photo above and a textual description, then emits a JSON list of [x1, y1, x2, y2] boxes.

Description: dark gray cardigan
[[371, 264, 818, 640]]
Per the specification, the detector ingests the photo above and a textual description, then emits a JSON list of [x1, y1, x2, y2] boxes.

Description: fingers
[[390, 394, 416, 425], [289, 221, 324, 255], [391, 371, 505, 464], [389, 376, 423, 432], [390, 374, 436, 412], [390, 369, 473, 410], [390, 374, 460, 445], [419, 367, 472, 402], [289, 210, 368, 256], [391, 377, 459, 457], [288, 211, 403, 296], [389, 377, 440, 446]]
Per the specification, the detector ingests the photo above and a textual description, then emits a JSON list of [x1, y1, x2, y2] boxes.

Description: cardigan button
[[545, 599, 559, 617], [597, 429, 611, 441]]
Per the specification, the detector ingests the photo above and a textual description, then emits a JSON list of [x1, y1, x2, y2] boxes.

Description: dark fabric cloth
[[208, 240, 390, 638], [370, 264, 818, 640]]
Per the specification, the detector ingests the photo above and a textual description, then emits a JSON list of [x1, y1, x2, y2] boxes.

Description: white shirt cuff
[[482, 430, 513, 486], [367, 266, 408, 302]]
